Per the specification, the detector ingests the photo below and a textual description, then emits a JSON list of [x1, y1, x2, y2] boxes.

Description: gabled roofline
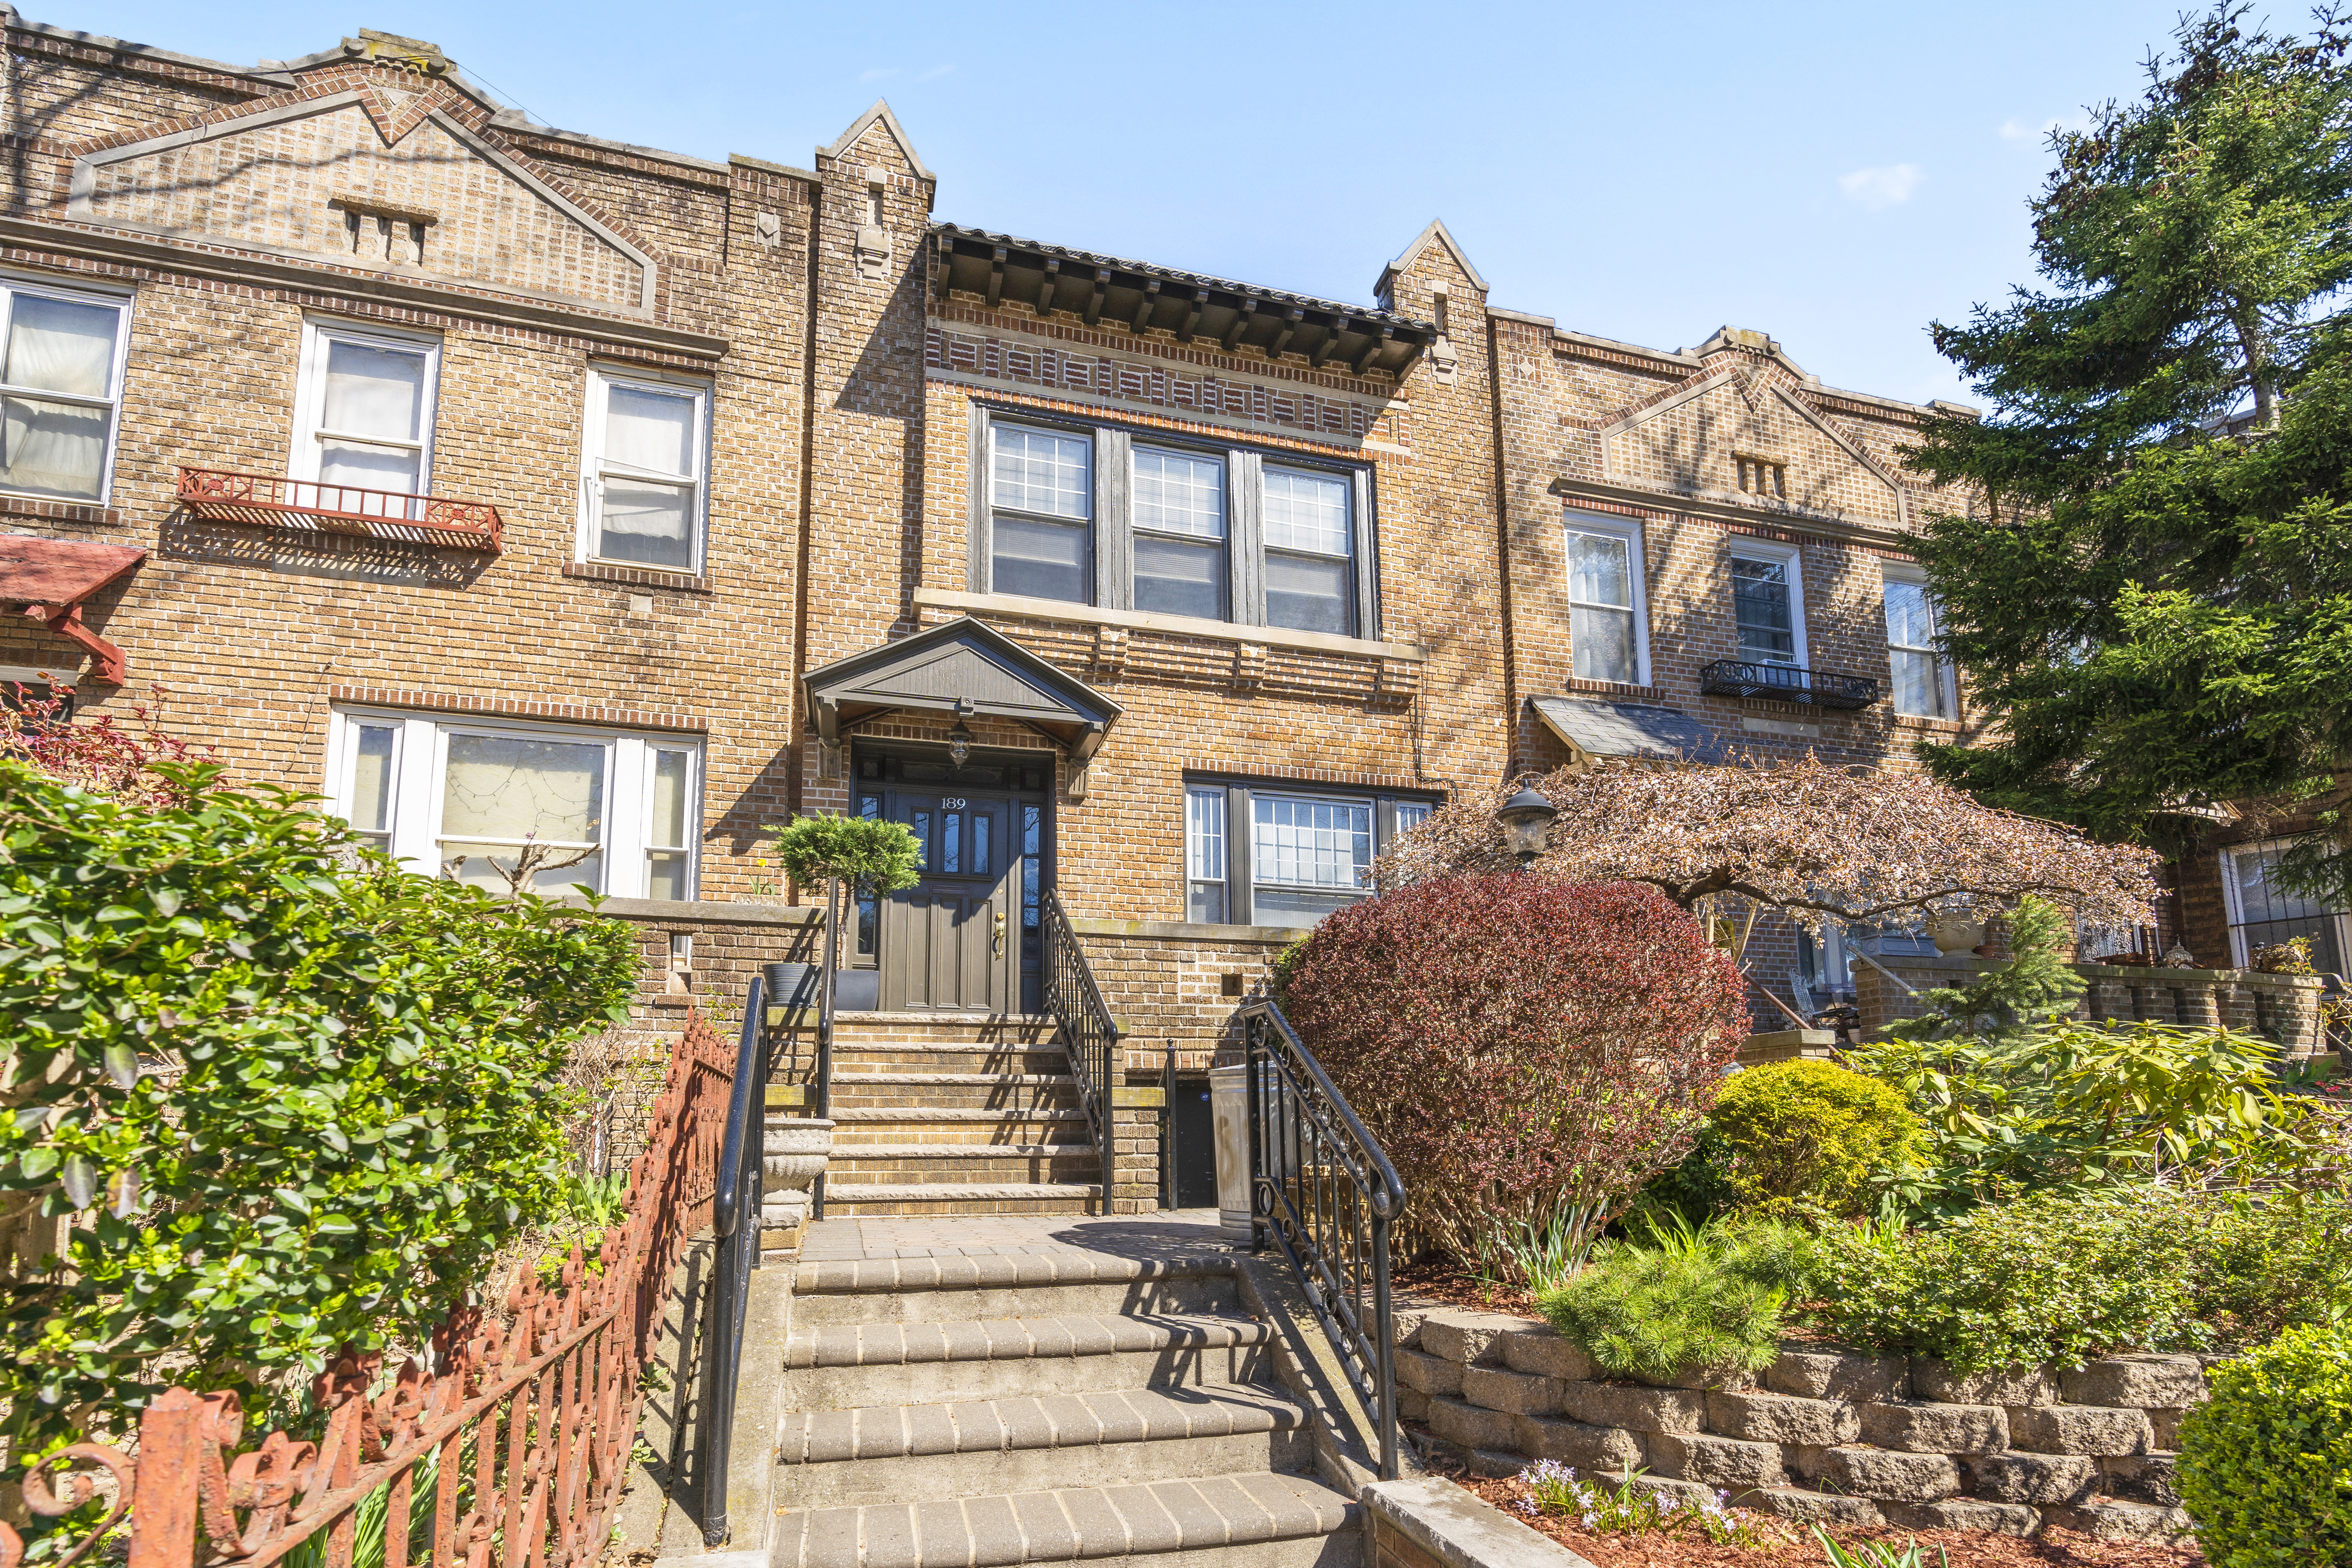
[[822, 100, 932, 182], [1376, 218, 1488, 298]]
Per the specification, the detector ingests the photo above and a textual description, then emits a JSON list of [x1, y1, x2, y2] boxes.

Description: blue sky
[[48, 0, 2231, 406]]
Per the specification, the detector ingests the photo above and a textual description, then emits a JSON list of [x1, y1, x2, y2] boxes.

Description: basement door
[[877, 788, 1025, 1012]]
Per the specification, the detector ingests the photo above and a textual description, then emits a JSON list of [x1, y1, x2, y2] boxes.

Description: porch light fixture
[[947, 717, 975, 766], [1496, 778, 1559, 867]]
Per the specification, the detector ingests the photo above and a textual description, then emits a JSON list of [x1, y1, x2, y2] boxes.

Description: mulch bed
[[1392, 1258, 1539, 1318], [1436, 1465, 2205, 1568]]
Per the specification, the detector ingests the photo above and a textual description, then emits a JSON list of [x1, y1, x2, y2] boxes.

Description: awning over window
[[0, 534, 145, 684], [804, 615, 1122, 767], [1531, 696, 1727, 766]]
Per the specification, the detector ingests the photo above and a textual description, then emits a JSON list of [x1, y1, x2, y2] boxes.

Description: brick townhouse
[[0, 10, 2006, 1210]]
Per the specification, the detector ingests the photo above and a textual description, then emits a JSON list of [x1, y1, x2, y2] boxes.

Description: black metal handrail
[[1699, 656, 1880, 710], [1042, 889, 1119, 1188], [1240, 998, 1407, 1480], [699, 972, 766, 1545]]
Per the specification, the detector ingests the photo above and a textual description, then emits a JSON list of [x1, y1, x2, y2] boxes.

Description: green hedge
[[2179, 1325, 2352, 1567]]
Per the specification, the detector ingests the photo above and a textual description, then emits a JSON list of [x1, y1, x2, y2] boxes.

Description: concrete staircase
[[774, 1251, 1363, 1567], [821, 1016, 1103, 1218]]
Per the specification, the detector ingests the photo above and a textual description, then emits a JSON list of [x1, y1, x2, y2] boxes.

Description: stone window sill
[[0, 490, 121, 527], [913, 586, 1425, 662], [564, 560, 712, 593]]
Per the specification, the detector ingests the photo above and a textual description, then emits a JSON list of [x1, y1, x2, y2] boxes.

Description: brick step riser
[[829, 1051, 1071, 1072], [792, 1275, 1239, 1326], [823, 1196, 1100, 1218], [776, 1428, 1316, 1510], [825, 1089, 1082, 1112], [825, 1161, 1102, 1183], [787, 1342, 1274, 1408], [829, 1027, 1060, 1049], [826, 1130, 1096, 1147]]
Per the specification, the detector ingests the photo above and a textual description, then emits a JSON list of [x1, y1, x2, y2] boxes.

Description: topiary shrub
[[2178, 1325, 2352, 1567], [1279, 874, 1747, 1275], [1709, 1059, 1920, 1218]]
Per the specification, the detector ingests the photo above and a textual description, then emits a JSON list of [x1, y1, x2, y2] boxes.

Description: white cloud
[[916, 64, 956, 82], [858, 66, 898, 83], [1837, 163, 1924, 211]]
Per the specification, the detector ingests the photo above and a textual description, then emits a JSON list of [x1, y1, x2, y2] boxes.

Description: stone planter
[[1930, 914, 1987, 955], [760, 1114, 833, 1236]]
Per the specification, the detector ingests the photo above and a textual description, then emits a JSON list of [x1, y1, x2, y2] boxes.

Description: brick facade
[[2, 15, 1993, 1199]]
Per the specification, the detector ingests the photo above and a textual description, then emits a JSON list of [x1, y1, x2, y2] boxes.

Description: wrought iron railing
[[1240, 998, 1407, 1480], [2, 1004, 738, 1568], [1042, 889, 1119, 1185], [1699, 657, 1879, 710], [177, 466, 505, 552], [697, 973, 768, 1545]]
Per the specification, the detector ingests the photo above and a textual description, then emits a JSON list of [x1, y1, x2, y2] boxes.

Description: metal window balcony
[[175, 467, 503, 552], [1700, 657, 1880, 710]]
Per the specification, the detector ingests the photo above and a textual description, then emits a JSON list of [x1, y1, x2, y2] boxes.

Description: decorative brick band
[[328, 683, 706, 732], [0, 492, 120, 527]]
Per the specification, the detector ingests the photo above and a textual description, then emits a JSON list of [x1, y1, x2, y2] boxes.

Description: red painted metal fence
[[3, 1007, 735, 1568]]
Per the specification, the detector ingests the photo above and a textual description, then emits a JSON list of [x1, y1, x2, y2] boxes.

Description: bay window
[[1183, 779, 1438, 927], [580, 368, 709, 572], [328, 710, 700, 899], [1564, 512, 1648, 685], [0, 277, 130, 503]]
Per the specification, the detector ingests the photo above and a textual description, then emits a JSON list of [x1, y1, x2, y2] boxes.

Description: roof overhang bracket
[[1222, 298, 1259, 353], [1082, 267, 1111, 327], [1176, 287, 1208, 343], [20, 603, 128, 685], [934, 232, 956, 300], [1130, 279, 1160, 336], [1266, 306, 1304, 361], [1036, 258, 1061, 316], [1350, 325, 1391, 377], [985, 245, 1007, 309]]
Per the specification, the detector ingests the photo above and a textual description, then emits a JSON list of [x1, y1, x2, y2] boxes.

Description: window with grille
[[2225, 839, 2350, 971], [1182, 779, 1439, 927]]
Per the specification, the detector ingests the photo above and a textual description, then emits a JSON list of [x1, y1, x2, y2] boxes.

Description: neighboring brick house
[[0, 14, 1991, 1150]]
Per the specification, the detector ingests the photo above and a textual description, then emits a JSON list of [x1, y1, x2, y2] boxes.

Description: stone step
[[829, 1150, 1102, 1180], [785, 1312, 1273, 1407], [827, 1142, 1097, 1158], [791, 1257, 1238, 1326], [776, 1386, 1314, 1507], [827, 1076, 1081, 1114], [773, 1472, 1360, 1568], [831, 1071, 1074, 1085], [830, 1045, 1073, 1072], [828, 1106, 1087, 1123], [818, 1182, 1102, 1220]]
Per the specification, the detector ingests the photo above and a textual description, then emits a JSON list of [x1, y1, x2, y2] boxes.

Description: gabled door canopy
[[804, 616, 1122, 781]]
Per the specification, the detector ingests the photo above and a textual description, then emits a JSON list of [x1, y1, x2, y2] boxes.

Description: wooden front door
[[878, 788, 1018, 1011]]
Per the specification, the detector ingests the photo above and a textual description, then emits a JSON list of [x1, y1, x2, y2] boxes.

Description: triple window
[[982, 413, 1374, 638], [0, 277, 130, 503], [1183, 781, 1436, 927], [330, 710, 701, 900], [1563, 512, 1648, 686]]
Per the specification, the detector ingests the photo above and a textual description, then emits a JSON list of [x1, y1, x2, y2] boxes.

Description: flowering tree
[[1374, 754, 2162, 933], [1279, 875, 1747, 1277]]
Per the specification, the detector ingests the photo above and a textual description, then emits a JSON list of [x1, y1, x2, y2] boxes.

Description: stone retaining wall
[[1396, 1307, 2201, 1544]]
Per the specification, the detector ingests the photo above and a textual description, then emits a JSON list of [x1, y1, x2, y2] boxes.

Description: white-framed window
[[1882, 564, 1956, 718], [0, 276, 132, 503], [326, 709, 702, 900], [579, 367, 710, 573], [2222, 837, 2351, 972], [1263, 465, 1354, 634], [1563, 512, 1648, 686], [1729, 539, 1806, 666], [1133, 445, 1226, 619], [1183, 780, 1438, 927], [991, 422, 1093, 603], [292, 319, 438, 508]]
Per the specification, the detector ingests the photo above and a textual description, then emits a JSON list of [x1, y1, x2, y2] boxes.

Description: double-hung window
[[0, 278, 130, 503], [1729, 543, 1805, 665], [581, 368, 710, 572], [2223, 838, 2350, 971], [1183, 780, 1439, 927], [1263, 466, 1354, 634], [293, 320, 437, 512], [1564, 512, 1647, 685], [1133, 446, 1225, 618], [990, 423, 1092, 602], [1882, 566, 1954, 718], [328, 710, 701, 900]]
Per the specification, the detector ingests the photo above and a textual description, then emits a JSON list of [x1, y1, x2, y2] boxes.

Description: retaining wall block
[[2058, 1354, 2207, 1411], [1704, 1390, 1860, 1447], [1425, 1396, 1519, 1454], [1460, 1366, 1561, 1418], [1628, 1475, 1716, 1510], [2100, 1453, 2181, 1507], [1398, 1388, 1430, 1424], [1514, 1415, 1644, 1472], [1397, 1348, 1463, 1398], [1855, 1400, 2008, 1456], [1557, 1382, 1706, 1434], [1423, 1439, 1528, 1479], [1910, 1358, 2056, 1407], [2042, 1499, 2196, 1543], [1392, 1306, 1430, 1351], [1964, 1451, 2100, 1507], [1743, 1488, 1884, 1528], [2007, 1403, 2152, 1458], [1648, 1433, 1785, 1489], [1790, 1445, 1962, 1503], [1879, 1500, 2040, 1537], [2146, 1408, 2185, 1450], [1765, 1346, 1907, 1403], [1420, 1310, 1537, 1367], [1499, 1324, 1598, 1383]]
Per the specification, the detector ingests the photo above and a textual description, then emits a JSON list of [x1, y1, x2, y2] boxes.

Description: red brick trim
[[0, 493, 120, 527], [1180, 759, 1441, 794], [328, 684, 706, 732], [561, 561, 712, 593], [1561, 677, 1669, 703]]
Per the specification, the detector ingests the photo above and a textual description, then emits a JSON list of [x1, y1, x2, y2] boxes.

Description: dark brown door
[[878, 789, 1016, 1011]]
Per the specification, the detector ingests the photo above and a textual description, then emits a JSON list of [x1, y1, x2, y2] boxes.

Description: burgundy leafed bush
[[1281, 874, 1747, 1274]]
